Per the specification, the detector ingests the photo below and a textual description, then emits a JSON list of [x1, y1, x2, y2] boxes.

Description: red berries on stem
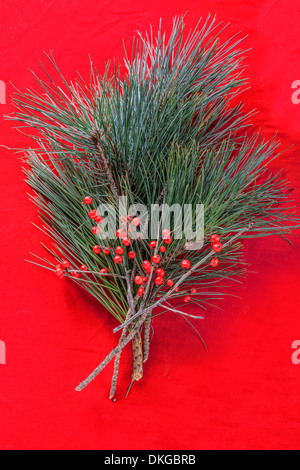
[[89, 209, 99, 219], [93, 245, 101, 254], [210, 234, 220, 243], [138, 288, 145, 297], [83, 196, 93, 205], [155, 276, 164, 286], [134, 276, 144, 285], [152, 255, 161, 264], [212, 242, 222, 253], [92, 226, 100, 235], [114, 255, 123, 264], [181, 259, 191, 269], [61, 260, 70, 270], [210, 257, 219, 267], [115, 246, 124, 255]]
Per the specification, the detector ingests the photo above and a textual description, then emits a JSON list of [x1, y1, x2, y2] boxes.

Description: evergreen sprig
[[7, 15, 299, 398]]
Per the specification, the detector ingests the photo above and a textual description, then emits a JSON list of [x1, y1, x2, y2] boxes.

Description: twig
[[75, 309, 151, 392], [113, 224, 252, 333]]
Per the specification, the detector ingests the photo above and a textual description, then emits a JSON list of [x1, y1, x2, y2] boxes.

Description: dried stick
[[143, 309, 152, 363], [75, 309, 150, 392], [114, 224, 252, 333]]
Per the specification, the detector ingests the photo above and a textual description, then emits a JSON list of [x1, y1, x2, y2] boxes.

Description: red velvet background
[[1, 0, 300, 450]]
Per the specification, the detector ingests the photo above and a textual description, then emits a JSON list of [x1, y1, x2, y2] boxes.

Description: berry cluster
[[209, 233, 222, 267]]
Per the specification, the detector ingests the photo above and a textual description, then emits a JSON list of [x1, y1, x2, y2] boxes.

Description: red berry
[[164, 237, 172, 245], [152, 255, 161, 264], [190, 288, 197, 294], [56, 263, 62, 270], [134, 276, 143, 285], [100, 268, 109, 274], [156, 268, 165, 277], [115, 246, 124, 255], [142, 260, 151, 269], [132, 217, 141, 227], [80, 265, 88, 271], [167, 279, 174, 287], [89, 209, 99, 219], [83, 196, 93, 205], [181, 259, 191, 269], [96, 216, 104, 224], [183, 295, 191, 303], [92, 226, 100, 235], [138, 288, 145, 297], [142, 277, 148, 283], [210, 257, 219, 267], [159, 246, 166, 253], [212, 242, 222, 253], [93, 245, 101, 254], [155, 276, 164, 286], [210, 234, 220, 243], [103, 247, 111, 255], [162, 229, 171, 238], [145, 266, 152, 274], [61, 260, 70, 270], [56, 267, 63, 277], [122, 237, 131, 246], [149, 241, 157, 249], [128, 251, 136, 259], [174, 287, 179, 292], [114, 255, 123, 264], [71, 271, 80, 278]]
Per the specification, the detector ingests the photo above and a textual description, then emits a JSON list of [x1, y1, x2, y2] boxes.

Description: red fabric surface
[[1, 0, 300, 450]]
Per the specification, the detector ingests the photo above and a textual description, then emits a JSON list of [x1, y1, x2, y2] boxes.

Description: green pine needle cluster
[[7, 15, 299, 327]]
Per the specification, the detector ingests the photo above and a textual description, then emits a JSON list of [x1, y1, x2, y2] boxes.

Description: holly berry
[[103, 248, 111, 255], [100, 268, 109, 274], [80, 265, 88, 271], [122, 237, 131, 246], [128, 251, 136, 259], [155, 276, 164, 286], [183, 295, 191, 303], [174, 287, 179, 293], [93, 245, 101, 254], [134, 276, 144, 285], [152, 255, 161, 264], [162, 229, 171, 238], [160, 246, 166, 253], [115, 246, 124, 255], [89, 209, 99, 219], [92, 226, 100, 235], [142, 277, 148, 283], [164, 238, 172, 245], [114, 255, 123, 264], [210, 234, 220, 243], [156, 268, 165, 277], [142, 260, 151, 270], [116, 229, 124, 238], [138, 288, 145, 297], [149, 241, 157, 249], [190, 288, 197, 294], [132, 217, 141, 227], [61, 260, 70, 270], [56, 267, 63, 277], [212, 242, 222, 253], [71, 271, 80, 278], [96, 216, 104, 224], [83, 196, 93, 205], [181, 259, 191, 269], [167, 279, 174, 287], [210, 257, 219, 267]]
